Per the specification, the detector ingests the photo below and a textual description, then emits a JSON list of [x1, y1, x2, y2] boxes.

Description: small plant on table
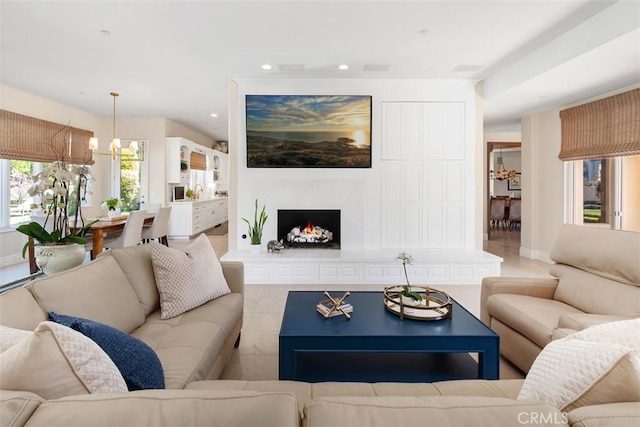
[[397, 252, 422, 303]]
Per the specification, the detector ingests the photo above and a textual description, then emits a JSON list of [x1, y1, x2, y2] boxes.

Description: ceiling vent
[[453, 64, 483, 72], [279, 64, 305, 72], [364, 64, 391, 72]]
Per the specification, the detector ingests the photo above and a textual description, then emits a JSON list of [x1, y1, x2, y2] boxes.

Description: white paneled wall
[[381, 102, 465, 249]]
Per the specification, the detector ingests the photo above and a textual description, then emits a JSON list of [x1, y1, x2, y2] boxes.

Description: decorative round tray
[[383, 286, 452, 321]]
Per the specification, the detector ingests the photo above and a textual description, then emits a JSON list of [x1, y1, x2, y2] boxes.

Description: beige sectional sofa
[[482, 224, 640, 373], [0, 244, 244, 389], [1, 231, 638, 426], [3, 379, 638, 426]]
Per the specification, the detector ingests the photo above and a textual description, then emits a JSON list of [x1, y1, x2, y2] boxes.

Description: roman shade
[[189, 151, 206, 170], [558, 89, 640, 161], [0, 110, 95, 165]]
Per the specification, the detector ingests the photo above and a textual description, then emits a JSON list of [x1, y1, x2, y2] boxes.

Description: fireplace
[[277, 210, 340, 249]]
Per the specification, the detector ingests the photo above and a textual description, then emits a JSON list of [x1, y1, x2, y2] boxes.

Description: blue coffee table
[[279, 291, 499, 382]]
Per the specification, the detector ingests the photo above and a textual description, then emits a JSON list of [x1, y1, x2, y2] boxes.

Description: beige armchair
[[481, 224, 640, 373]]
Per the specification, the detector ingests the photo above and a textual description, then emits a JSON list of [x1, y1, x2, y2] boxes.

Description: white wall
[[165, 119, 216, 149], [229, 79, 479, 251], [521, 109, 564, 262]]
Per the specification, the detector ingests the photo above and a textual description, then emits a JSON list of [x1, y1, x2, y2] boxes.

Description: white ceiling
[[1, 0, 639, 141]]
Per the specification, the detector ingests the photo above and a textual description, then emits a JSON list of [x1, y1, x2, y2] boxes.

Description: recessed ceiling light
[[101, 29, 111, 37], [338, 64, 349, 70], [210, 113, 218, 118], [261, 64, 272, 70]]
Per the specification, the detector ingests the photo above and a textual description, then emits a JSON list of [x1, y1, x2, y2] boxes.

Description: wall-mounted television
[[245, 95, 372, 168]]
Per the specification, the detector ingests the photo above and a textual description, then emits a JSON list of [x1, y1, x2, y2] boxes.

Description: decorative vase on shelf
[[249, 244, 261, 255], [35, 243, 85, 276]]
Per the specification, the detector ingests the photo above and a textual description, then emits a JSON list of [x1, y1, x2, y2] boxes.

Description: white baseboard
[[519, 247, 552, 264]]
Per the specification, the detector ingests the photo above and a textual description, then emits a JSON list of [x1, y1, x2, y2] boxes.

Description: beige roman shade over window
[[558, 89, 640, 161], [190, 151, 206, 170], [0, 110, 95, 165]]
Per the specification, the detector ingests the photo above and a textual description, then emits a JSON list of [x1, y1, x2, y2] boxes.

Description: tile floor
[[207, 228, 548, 381], [1, 228, 549, 381]]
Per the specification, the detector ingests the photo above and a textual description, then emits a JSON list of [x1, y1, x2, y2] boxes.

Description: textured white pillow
[[150, 234, 231, 319], [0, 321, 128, 399], [0, 325, 31, 353], [518, 318, 640, 411]]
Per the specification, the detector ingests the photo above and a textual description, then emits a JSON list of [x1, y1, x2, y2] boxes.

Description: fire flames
[[302, 221, 322, 237]]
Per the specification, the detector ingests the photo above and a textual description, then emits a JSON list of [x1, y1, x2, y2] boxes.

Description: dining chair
[[139, 202, 161, 214], [102, 210, 148, 250], [489, 197, 507, 230], [141, 206, 171, 246], [508, 198, 522, 229]]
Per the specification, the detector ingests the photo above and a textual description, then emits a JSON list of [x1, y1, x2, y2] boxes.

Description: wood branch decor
[[0, 110, 95, 165]]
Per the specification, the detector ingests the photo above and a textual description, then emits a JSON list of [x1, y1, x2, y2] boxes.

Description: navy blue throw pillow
[[48, 312, 165, 391]]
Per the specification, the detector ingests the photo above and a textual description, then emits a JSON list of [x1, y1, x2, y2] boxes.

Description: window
[[574, 155, 640, 232], [7, 160, 52, 226], [582, 159, 609, 225], [111, 141, 147, 213], [2, 158, 94, 228]]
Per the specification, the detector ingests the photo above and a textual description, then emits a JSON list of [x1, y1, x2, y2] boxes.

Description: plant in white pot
[[242, 199, 267, 254], [397, 252, 423, 306], [101, 198, 122, 217], [16, 130, 97, 275]]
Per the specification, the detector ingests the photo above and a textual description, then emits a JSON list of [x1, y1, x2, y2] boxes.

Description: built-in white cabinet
[[210, 151, 228, 183], [381, 102, 466, 249], [168, 198, 228, 239], [167, 137, 194, 185], [221, 249, 502, 285], [167, 137, 229, 187]]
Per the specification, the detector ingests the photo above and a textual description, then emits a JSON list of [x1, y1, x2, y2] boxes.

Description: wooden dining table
[[28, 213, 155, 274]]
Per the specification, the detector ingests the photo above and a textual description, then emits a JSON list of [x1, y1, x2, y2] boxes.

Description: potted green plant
[[185, 189, 195, 200], [16, 132, 97, 276], [397, 252, 423, 305], [101, 198, 122, 217], [242, 199, 268, 254]]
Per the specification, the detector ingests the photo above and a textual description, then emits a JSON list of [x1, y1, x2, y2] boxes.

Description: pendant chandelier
[[88, 92, 140, 160], [490, 148, 517, 181]]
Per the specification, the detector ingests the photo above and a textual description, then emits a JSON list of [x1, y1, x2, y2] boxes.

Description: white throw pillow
[[0, 325, 31, 353], [0, 321, 128, 399], [150, 234, 231, 319], [518, 318, 640, 411]]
